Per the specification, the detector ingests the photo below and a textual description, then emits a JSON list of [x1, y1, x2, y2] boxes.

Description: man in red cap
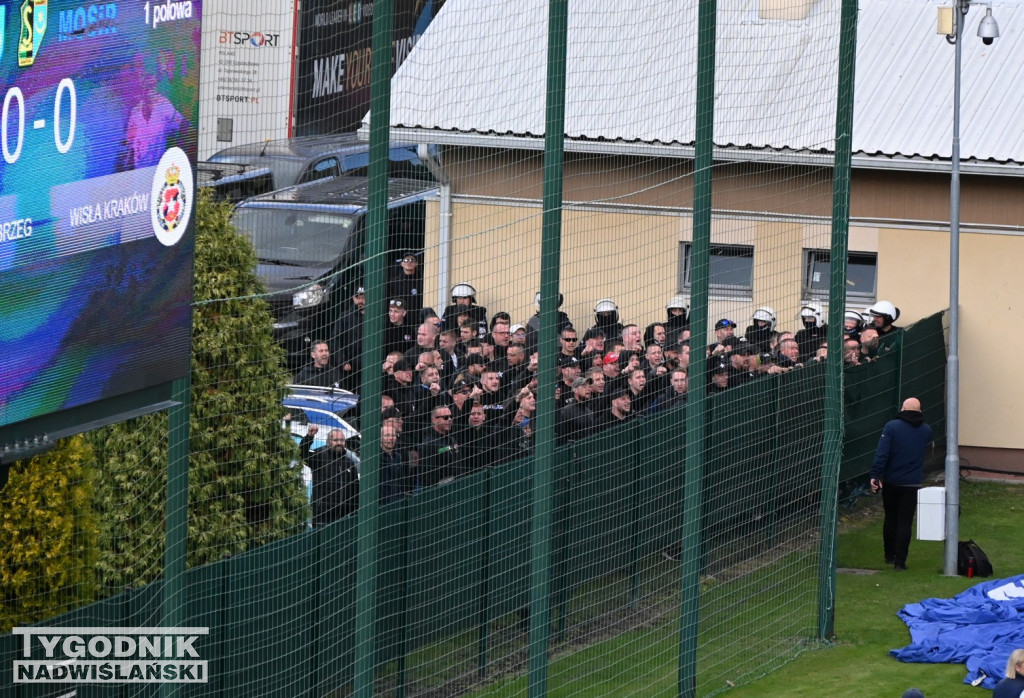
[[602, 352, 621, 381]]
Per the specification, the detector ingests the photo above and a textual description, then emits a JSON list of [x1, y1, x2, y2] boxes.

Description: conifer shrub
[[0, 436, 98, 634], [90, 192, 308, 590]]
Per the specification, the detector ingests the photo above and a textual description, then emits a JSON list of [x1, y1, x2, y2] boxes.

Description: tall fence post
[[529, 0, 569, 695], [678, 0, 717, 694], [353, 0, 393, 695], [161, 375, 191, 698], [817, 0, 858, 641]]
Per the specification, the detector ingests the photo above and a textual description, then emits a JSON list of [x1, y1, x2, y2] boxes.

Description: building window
[[804, 250, 877, 302], [679, 243, 754, 296]]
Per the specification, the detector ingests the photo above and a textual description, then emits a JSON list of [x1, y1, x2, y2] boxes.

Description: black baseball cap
[[735, 340, 758, 356], [607, 386, 631, 401]]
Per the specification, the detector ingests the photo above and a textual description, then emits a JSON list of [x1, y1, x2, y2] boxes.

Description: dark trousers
[[882, 484, 919, 564]]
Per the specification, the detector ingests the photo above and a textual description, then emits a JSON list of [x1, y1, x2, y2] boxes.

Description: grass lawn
[[723, 478, 1024, 697], [464, 479, 1023, 697]]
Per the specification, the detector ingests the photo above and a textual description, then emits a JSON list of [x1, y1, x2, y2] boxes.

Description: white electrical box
[[917, 486, 946, 541]]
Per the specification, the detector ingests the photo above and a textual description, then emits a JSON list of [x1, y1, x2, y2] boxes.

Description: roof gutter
[[417, 143, 452, 310], [389, 128, 1024, 178]]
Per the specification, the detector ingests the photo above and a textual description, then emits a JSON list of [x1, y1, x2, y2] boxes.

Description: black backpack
[[958, 539, 993, 578]]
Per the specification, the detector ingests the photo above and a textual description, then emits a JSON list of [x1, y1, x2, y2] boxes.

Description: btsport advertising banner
[[295, 0, 444, 136], [0, 0, 202, 434], [198, 0, 295, 159]]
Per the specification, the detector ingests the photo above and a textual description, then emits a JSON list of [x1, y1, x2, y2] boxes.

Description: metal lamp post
[[939, 0, 998, 577]]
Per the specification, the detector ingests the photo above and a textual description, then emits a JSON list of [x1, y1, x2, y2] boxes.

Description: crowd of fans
[[293, 253, 904, 525]]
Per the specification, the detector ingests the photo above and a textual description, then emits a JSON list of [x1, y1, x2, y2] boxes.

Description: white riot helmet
[[799, 302, 823, 327], [666, 295, 690, 313], [844, 310, 864, 330], [534, 291, 565, 312], [752, 306, 777, 331], [451, 282, 477, 304], [594, 298, 619, 325], [867, 300, 900, 327]]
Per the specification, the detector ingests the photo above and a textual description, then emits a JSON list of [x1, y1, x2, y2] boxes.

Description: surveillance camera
[[977, 8, 999, 44]]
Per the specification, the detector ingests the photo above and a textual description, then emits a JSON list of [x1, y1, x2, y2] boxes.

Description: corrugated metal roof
[[383, 0, 1024, 165]]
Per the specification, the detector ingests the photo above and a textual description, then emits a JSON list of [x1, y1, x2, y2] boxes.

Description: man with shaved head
[[870, 397, 932, 571], [301, 427, 361, 526]]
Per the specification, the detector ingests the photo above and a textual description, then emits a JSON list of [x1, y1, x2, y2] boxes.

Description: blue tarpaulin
[[891, 574, 1024, 689]]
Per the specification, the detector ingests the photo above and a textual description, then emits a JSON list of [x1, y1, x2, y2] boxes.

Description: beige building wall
[[878, 226, 1024, 450], [425, 199, 872, 339], [424, 201, 680, 332], [419, 148, 1024, 454]]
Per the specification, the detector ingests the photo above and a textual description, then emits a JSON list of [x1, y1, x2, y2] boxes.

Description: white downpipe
[[418, 143, 451, 311]]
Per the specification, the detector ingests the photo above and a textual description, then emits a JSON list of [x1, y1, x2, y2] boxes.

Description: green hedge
[[89, 193, 308, 590], [1, 193, 308, 624], [0, 436, 99, 634]]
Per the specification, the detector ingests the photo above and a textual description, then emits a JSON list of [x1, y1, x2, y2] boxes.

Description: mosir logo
[[151, 147, 193, 246], [13, 627, 209, 684]]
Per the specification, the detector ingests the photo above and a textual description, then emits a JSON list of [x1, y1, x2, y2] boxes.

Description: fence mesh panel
[[0, 1, 951, 696]]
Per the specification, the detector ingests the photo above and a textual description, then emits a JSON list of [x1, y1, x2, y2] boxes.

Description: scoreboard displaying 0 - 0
[[0, 0, 202, 441]]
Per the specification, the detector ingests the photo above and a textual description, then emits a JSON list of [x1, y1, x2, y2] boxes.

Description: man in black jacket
[[383, 299, 415, 357], [870, 397, 932, 571], [417, 405, 464, 488], [557, 377, 594, 444], [386, 252, 424, 316], [384, 358, 420, 420], [380, 424, 411, 504], [331, 287, 365, 390], [293, 340, 345, 388], [301, 427, 360, 526], [495, 343, 530, 399], [403, 322, 440, 364], [457, 402, 496, 473], [656, 368, 688, 411], [594, 387, 635, 432], [795, 303, 828, 363]]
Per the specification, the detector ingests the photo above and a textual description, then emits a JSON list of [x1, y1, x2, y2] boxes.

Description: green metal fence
[[0, 312, 946, 697]]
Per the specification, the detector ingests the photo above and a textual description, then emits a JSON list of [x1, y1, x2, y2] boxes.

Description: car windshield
[[207, 154, 306, 190], [232, 208, 358, 264]]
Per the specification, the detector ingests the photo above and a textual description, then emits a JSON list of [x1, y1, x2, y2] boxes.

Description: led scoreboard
[[0, 0, 202, 443]]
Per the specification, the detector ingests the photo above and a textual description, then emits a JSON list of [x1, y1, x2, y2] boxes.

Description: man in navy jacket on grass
[[870, 397, 932, 571]]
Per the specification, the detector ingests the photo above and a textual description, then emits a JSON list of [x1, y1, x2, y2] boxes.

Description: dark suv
[[230, 176, 438, 367], [208, 134, 429, 191], [197, 161, 276, 203]]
